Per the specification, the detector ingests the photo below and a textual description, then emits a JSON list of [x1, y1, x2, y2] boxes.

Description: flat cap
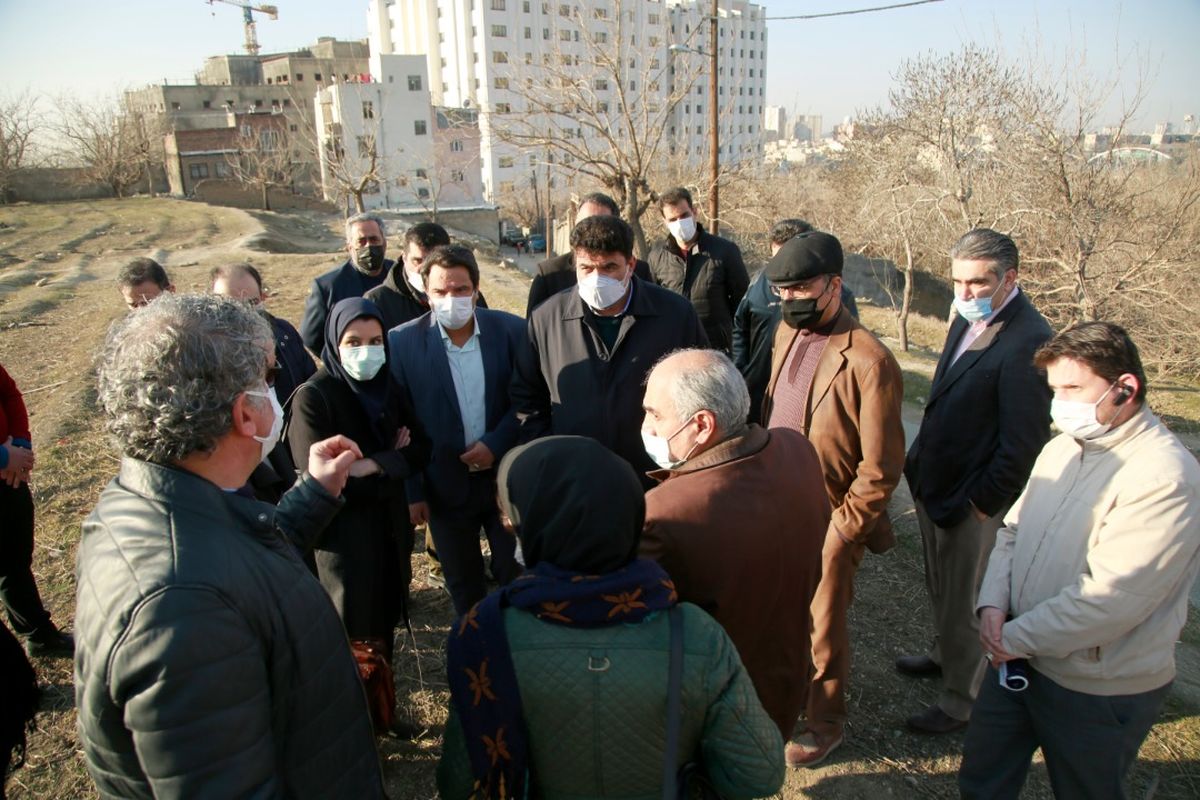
[[765, 231, 844, 283]]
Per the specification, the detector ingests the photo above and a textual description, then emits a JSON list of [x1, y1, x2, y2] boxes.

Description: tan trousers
[[803, 529, 865, 741], [916, 500, 1004, 720]]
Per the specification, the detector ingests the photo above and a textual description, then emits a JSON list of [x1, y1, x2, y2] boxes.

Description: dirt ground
[[1, 198, 1198, 799]]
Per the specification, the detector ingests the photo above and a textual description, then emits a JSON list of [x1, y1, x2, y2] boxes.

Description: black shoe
[[906, 705, 967, 735], [24, 630, 74, 659], [895, 654, 942, 678]]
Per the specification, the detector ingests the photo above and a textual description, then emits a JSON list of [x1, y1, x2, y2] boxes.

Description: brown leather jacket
[[763, 310, 905, 554]]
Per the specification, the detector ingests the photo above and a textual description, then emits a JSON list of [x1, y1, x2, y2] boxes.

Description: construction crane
[[207, 0, 279, 56]]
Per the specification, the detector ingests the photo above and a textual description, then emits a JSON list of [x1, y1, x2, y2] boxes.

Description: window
[[495, 76, 509, 89], [492, 24, 507, 37], [295, 73, 303, 81], [523, 0, 530, 10], [558, 4, 569, 16], [416, 168, 428, 178], [491, 0, 505, 8], [495, 102, 512, 113], [189, 163, 209, 179], [289, 124, 298, 132], [493, 50, 509, 63], [418, 187, 430, 199], [171, 102, 180, 110], [214, 162, 230, 178], [524, 26, 532, 38], [283, 99, 290, 107], [593, 31, 607, 43], [648, 13, 659, 24], [559, 30, 570, 42], [440, 57, 447, 67], [598, 102, 609, 112], [526, 52, 534, 64], [593, 78, 608, 90], [450, 139, 464, 152], [542, 28, 549, 39], [499, 156, 514, 168], [451, 169, 464, 182], [408, 75, 422, 91], [202, 100, 211, 109], [315, 73, 323, 81], [357, 136, 373, 157], [362, 101, 375, 119], [414, 120, 428, 135], [593, 7, 607, 18]]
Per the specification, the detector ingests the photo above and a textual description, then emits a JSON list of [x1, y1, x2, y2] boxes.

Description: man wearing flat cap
[[762, 231, 905, 768]]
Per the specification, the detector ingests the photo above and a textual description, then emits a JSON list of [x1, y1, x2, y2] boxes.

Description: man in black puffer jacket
[[75, 294, 385, 799]]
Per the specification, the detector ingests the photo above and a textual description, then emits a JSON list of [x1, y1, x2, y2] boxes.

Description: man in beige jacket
[[961, 321, 1200, 799]]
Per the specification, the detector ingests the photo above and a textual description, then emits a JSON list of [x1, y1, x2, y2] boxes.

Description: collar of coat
[[663, 225, 709, 257], [647, 423, 770, 482], [559, 276, 660, 321]]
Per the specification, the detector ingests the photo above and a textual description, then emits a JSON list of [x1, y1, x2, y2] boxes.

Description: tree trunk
[[261, 182, 271, 211], [624, 177, 650, 260], [353, 190, 366, 213]]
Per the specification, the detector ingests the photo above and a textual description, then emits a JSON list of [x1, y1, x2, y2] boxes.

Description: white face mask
[[406, 269, 426, 298], [431, 294, 475, 330], [1050, 383, 1118, 441], [667, 216, 697, 244], [244, 386, 284, 463], [578, 270, 629, 311], [339, 344, 386, 381], [641, 417, 696, 470]]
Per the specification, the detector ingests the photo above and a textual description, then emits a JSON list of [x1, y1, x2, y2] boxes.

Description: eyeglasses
[[769, 277, 831, 300]]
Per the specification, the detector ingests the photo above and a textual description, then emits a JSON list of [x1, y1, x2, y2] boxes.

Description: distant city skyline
[[1, 0, 1195, 137]]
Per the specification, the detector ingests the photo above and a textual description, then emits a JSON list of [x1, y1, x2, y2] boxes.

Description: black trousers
[[959, 663, 1168, 799], [0, 482, 52, 637], [427, 472, 519, 616]]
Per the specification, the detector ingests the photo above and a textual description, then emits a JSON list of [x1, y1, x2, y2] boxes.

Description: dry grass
[[2, 199, 1197, 799]]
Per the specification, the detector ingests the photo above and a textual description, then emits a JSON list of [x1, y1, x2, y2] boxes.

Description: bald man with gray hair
[[639, 348, 829, 744]]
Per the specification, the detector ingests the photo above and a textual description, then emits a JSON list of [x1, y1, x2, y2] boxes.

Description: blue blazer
[[389, 307, 526, 508]]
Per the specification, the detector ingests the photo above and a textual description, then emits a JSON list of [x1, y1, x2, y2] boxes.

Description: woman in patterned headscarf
[[438, 435, 784, 799]]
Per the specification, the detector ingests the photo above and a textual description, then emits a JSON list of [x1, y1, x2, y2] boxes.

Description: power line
[[766, 0, 944, 22]]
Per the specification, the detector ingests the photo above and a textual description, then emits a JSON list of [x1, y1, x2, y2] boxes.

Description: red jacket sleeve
[[0, 364, 31, 443]]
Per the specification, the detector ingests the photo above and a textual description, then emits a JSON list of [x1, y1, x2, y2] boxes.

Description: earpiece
[[1114, 385, 1133, 405]]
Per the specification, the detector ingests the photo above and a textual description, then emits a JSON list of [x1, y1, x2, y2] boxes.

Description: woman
[[287, 298, 430, 657], [438, 436, 784, 799]]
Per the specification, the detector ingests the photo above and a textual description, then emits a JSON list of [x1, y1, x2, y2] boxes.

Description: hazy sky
[[1, 0, 1195, 134]]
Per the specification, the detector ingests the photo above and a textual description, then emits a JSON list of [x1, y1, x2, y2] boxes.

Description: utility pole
[[708, 0, 719, 234]]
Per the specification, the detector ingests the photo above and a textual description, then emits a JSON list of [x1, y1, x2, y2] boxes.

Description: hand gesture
[[306, 435, 362, 497], [459, 441, 495, 470]]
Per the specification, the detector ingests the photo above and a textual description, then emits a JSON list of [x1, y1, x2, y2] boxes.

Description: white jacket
[[977, 406, 1200, 696]]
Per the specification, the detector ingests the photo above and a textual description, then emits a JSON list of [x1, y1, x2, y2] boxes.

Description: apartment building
[[368, 0, 766, 202]]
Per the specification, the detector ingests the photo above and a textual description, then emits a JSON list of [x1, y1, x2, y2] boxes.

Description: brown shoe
[[785, 731, 844, 768], [895, 654, 942, 678], [906, 705, 967, 735]]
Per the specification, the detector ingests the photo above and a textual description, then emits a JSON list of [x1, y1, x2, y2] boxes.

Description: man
[[960, 322, 1200, 799], [117, 258, 174, 310], [732, 219, 858, 422], [898, 228, 1053, 735], [389, 245, 524, 615], [210, 263, 316, 409], [300, 212, 394, 357], [762, 231, 905, 767], [524, 192, 652, 316], [76, 294, 385, 798], [648, 187, 749, 353], [511, 214, 707, 484], [1, 362, 73, 658], [640, 348, 828, 741]]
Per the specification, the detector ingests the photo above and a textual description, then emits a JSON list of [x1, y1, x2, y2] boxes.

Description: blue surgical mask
[[953, 294, 993, 323], [339, 344, 386, 381]]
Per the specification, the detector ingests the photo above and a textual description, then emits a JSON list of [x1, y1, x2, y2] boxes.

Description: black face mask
[[780, 279, 835, 330], [352, 244, 386, 274]]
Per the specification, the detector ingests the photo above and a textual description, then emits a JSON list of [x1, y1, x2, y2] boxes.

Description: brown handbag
[[350, 638, 396, 735]]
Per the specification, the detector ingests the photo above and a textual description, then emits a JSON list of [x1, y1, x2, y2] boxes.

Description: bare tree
[[0, 89, 42, 203], [487, 1, 706, 256], [53, 92, 145, 198], [225, 121, 299, 211]]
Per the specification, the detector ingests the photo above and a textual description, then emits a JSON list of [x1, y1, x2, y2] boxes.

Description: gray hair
[[97, 293, 273, 464], [345, 212, 387, 242], [656, 348, 750, 436], [949, 228, 1019, 280]]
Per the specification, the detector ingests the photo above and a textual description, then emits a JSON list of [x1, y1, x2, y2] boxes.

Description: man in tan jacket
[[640, 349, 828, 742], [761, 232, 906, 767], [961, 321, 1200, 799]]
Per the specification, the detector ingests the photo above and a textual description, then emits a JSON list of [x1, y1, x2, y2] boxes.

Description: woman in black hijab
[[438, 436, 784, 800], [287, 298, 430, 658]]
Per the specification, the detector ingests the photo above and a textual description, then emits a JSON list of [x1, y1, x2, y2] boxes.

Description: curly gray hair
[[653, 348, 750, 436], [97, 293, 273, 464]]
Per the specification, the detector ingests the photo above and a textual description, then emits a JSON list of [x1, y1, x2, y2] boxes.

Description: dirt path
[[1, 199, 1196, 800]]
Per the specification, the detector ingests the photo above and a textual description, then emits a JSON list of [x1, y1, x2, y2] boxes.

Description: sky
[[0, 0, 1195, 134]]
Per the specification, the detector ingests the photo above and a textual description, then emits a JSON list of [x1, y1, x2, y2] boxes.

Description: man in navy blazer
[[300, 213, 396, 358], [899, 228, 1053, 734], [388, 245, 525, 614]]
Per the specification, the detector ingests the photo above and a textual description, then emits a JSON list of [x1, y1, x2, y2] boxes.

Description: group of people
[[2, 185, 1196, 800]]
